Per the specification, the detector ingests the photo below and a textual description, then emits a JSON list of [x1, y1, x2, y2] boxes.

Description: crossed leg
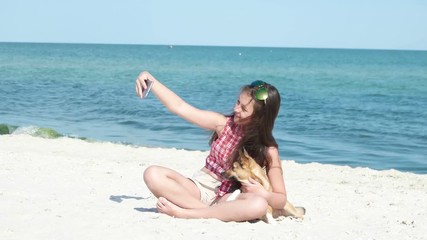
[[144, 165, 268, 222], [143, 165, 207, 209], [157, 192, 268, 222]]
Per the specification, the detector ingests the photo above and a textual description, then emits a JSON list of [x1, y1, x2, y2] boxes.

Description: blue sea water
[[1, 42, 426, 174]]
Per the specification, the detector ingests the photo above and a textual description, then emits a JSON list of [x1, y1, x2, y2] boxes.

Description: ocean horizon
[[3, 41, 427, 52], [1, 42, 426, 174]]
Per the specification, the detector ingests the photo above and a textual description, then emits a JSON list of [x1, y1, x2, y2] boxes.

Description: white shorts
[[189, 170, 221, 205]]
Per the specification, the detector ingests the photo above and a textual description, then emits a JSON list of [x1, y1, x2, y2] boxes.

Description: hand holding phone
[[141, 79, 154, 99]]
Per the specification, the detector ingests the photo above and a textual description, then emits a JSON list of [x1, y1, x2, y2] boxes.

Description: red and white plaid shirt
[[205, 117, 243, 197]]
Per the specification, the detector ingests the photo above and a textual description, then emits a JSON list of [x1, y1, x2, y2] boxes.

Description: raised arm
[[136, 71, 227, 133]]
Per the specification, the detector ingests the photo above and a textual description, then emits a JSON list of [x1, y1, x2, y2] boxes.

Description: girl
[[136, 71, 287, 222]]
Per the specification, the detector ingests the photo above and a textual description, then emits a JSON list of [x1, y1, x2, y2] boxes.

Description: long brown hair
[[210, 82, 281, 171]]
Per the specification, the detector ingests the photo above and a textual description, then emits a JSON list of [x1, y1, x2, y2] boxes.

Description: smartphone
[[141, 80, 154, 99]]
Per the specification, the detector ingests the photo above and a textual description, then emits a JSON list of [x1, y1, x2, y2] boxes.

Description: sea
[[1, 42, 426, 174]]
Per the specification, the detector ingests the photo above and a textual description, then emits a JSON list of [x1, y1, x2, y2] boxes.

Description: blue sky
[[1, 0, 426, 50]]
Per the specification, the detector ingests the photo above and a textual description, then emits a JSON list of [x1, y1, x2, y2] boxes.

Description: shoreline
[[1, 134, 426, 240], [2, 123, 425, 175]]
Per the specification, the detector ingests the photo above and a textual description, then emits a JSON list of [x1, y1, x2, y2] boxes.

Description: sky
[[1, 0, 426, 50]]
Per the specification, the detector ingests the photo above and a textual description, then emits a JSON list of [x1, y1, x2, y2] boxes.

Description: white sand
[[1, 134, 426, 240]]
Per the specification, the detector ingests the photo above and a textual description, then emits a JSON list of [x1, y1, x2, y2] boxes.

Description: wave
[[0, 122, 203, 153], [0, 123, 63, 139]]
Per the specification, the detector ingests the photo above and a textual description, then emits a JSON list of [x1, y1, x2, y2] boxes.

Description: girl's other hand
[[240, 177, 266, 196]]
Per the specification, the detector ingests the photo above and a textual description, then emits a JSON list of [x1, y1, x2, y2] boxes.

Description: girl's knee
[[249, 197, 269, 218], [143, 165, 163, 186]]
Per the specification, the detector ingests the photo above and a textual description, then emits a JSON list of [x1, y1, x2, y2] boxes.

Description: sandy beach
[[1, 134, 426, 240]]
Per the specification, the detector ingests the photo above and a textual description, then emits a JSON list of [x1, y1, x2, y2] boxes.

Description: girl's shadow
[[109, 195, 148, 203], [134, 207, 157, 213], [109, 195, 156, 213]]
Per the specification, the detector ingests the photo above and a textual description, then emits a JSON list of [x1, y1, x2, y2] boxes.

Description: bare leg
[[143, 165, 207, 209], [157, 193, 268, 222]]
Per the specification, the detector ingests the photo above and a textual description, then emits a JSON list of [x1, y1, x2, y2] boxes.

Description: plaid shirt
[[205, 117, 243, 197]]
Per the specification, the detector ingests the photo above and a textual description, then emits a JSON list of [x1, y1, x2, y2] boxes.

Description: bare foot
[[156, 197, 184, 218], [273, 206, 305, 219]]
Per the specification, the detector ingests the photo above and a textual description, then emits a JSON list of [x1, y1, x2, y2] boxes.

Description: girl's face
[[233, 91, 255, 124]]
